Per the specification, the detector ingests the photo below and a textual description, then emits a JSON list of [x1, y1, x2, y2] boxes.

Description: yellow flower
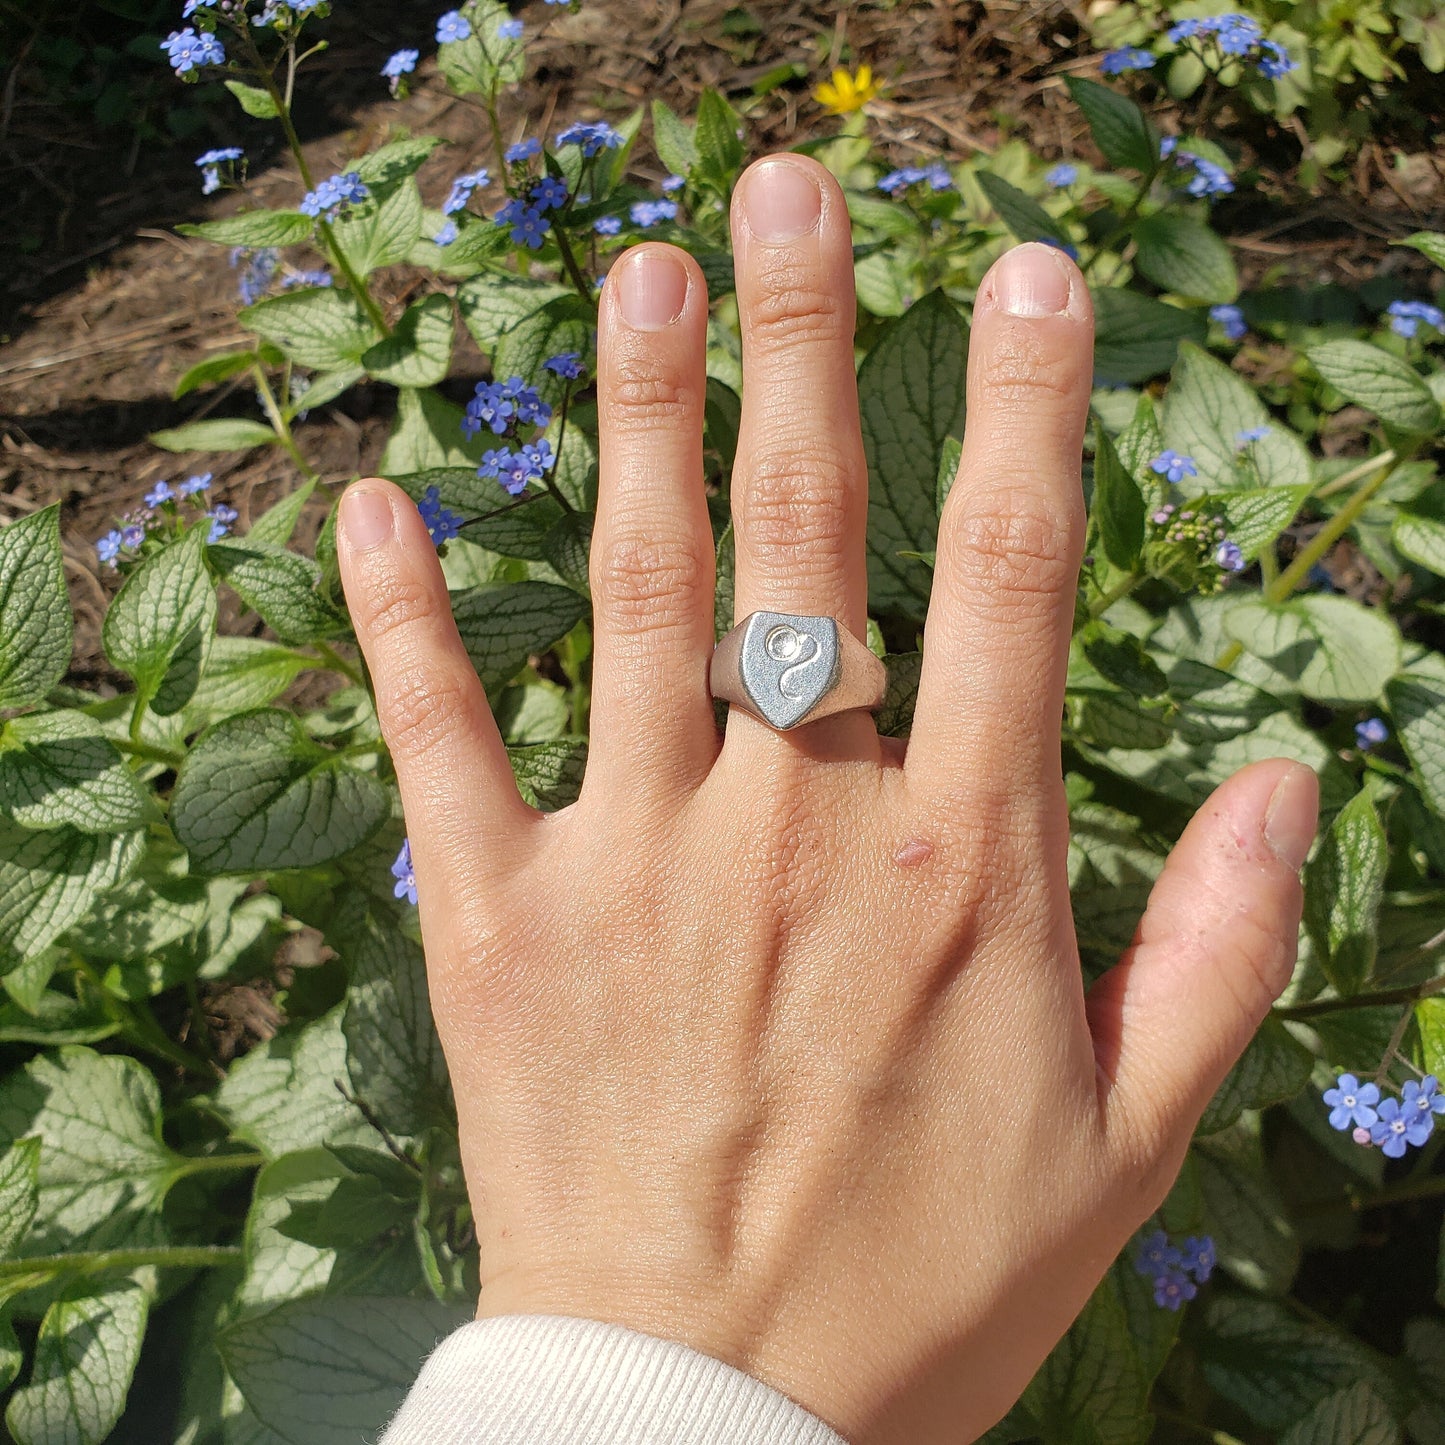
[[813, 64, 882, 116]]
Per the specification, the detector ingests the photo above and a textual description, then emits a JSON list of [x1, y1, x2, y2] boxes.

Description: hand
[[336, 155, 1318, 1445]]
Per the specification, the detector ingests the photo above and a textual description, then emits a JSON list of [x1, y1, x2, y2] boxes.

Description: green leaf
[[1201, 485, 1313, 561], [451, 582, 590, 694], [1304, 788, 1388, 996], [288, 365, 364, 418], [171, 709, 391, 874], [218, 1009, 377, 1159], [221, 1296, 468, 1445], [1197, 1017, 1314, 1135], [694, 87, 744, 182], [1064, 77, 1157, 172], [362, 293, 454, 387], [208, 539, 347, 646], [652, 99, 698, 177], [435, 0, 524, 95], [0, 1139, 40, 1257], [241, 289, 382, 372], [1080, 622, 1166, 697], [7, 1280, 149, 1445], [455, 274, 571, 354], [1092, 290, 1206, 385], [0, 713, 153, 834], [185, 637, 309, 730], [1280, 1382, 1400, 1445], [150, 418, 278, 453], [352, 137, 445, 190], [248, 479, 317, 548], [541, 511, 593, 593], [102, 523, 216, 716], [173, 350, 262, 400], [1162, 343, 1312, 492], [0, 825, 143, 961], [1199, 1297, 1397, 1431], [877, 652, 923, 738], [491, 296, 595, 407], [1388, 660, 1445, 816], [1393, 510, 1445, 575], [330, 179, 424, 279], [1092, 421, 1146, 570], [1395, 231, 1445, 270], [860, 290, 969, 619], [1224, 595, 1401, 705], [0, 506, 71, 710], [343, 919, 451, 1138], [508, 740, 587, 811], [1307, 339, 1442, 434], [935, 435, 962, 518], [1132, 212, 1239, 304], [1197, 1124, 1300, 1294], [974, 170, 1069, 245], [224, 79, 281, 118], [380, 387, 483, 474], [0, 1047, 176, 1252], [177, 211, 311, 248], [1022, 1281, 1150, 1445]]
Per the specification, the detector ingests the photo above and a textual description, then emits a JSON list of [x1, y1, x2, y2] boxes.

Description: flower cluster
[[877, 162, 954, 196], [630, 198, 678, 228], [555, 120, 624, 157], [162, 27, 227, 75], [1355, 717, 1388, 750], [94, 475, 229, 568], [1323, 1073, 1444, 1157], [1102, 13, 1295, 81], [1210, 303, 1247, 340], [463, 376, 553, 439], [196, 147, 244, 195], [391, 839, 418, 906], [1158, 137, 1234, 198], [298, 171, 370, 221], [1133, 1230, 1215, 1310], [417, 487, 464, 547], [1387, 300, 1445, 339]]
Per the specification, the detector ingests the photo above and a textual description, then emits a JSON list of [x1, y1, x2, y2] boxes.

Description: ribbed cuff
[[378, 1313, 850, 1445]]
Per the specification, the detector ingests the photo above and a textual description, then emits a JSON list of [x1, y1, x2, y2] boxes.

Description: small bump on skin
[[894, 838, 934, 868]]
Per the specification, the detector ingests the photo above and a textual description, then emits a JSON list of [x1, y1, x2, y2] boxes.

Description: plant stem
[[1213, 451, 1398, 671], [1152, 1406, 1247, 1445], [253, 363, 316, 478], [112, 737, 185, 769], [1081, 571, 1142, 628], [237, 23, 389, 335], [1296, 1170, 1445, 1219], [314, 641, 365, 687], [168, 1151, 267, 1181], [0, 1245, 243, 1283], [1277, 972, 1445, 1020]]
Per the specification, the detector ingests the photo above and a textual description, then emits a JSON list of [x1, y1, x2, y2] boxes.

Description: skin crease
[[336, 154, 1320, 1445]]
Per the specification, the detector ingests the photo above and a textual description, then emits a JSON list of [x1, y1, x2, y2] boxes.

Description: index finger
[[905, 243, 1094, 814]]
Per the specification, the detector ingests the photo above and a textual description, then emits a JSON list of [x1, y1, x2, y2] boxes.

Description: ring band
[[709, 611, 887, 731]]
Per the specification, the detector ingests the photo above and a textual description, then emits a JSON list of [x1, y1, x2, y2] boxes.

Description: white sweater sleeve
[[378, 1314, 851, 1445]]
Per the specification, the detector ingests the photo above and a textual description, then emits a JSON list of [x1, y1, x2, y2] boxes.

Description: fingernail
[[341, 485, 395, 552], [743, 159, 822, 243], [1264, 764, 1320, 871], [617, 248, 689, 330], [991, 243, 1074, 317]]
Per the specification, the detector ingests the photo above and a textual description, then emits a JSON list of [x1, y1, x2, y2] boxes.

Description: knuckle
[[607, 355, 697, 432], [942, 494, 1079, 607], [378, 663, 477, 760], [746, 267, 849, 350], [977, 326, 1085, 404], [737, 448, 857, 577], [591, 529, 707, 631], [357, 573, 441, 643]]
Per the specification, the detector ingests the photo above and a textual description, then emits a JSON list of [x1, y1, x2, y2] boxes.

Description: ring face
[[738, 612, 841, 729]]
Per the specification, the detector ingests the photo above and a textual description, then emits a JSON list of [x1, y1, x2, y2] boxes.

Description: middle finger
[[726, 156, 875, 755]]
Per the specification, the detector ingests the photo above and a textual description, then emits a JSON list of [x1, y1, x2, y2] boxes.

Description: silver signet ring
[[709, 612, 887, 731]]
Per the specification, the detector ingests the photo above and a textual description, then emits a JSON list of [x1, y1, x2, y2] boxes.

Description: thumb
[[1086, 758, 1319, 1164]]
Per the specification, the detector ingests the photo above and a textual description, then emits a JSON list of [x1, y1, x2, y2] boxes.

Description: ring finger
[[726, 155, 875, 755]]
